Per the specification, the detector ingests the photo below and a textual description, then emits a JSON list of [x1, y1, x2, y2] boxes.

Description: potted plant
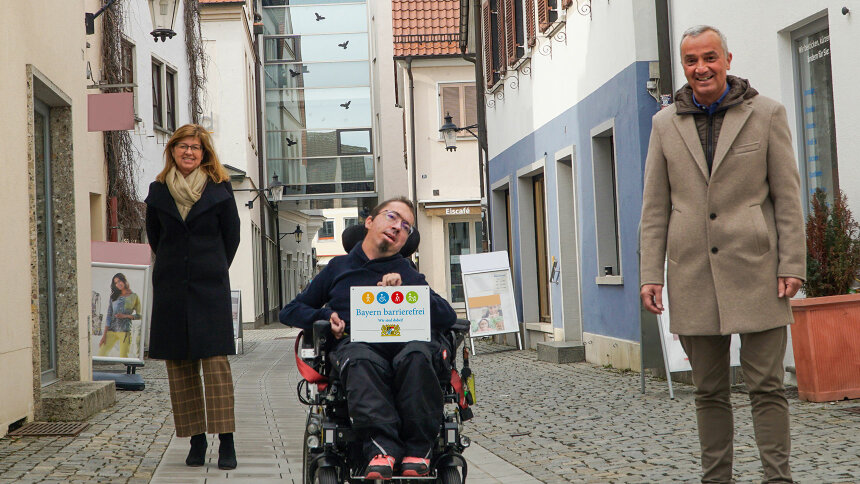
[[790, 188, 860, 402]]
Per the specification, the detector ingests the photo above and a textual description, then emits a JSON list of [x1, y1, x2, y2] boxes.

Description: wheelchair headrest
[[341, 224, 421, 258]]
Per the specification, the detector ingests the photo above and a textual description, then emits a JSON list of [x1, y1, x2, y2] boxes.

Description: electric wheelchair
[[292, 226, 475, 483]]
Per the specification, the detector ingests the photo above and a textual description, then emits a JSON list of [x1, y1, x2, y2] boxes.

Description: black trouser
[[331, 336, 449, 461]]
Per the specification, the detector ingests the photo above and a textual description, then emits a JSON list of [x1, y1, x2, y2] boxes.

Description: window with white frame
[[592, 121, 621, 280], [152, 60, 162, 128], [793, 19, 839, 211], [120, 38, 138, 117], [152, 58, 178, 132], [439, 83, 477, 135], [318, 220, 334, 239], [344, 217, 360, 229]]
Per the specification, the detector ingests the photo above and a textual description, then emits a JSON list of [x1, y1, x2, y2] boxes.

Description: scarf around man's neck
[[165, 166, 207, 220]]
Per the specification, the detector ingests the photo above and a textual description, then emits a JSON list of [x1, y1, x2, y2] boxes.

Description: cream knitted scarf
[[165, 166, 207, 220]]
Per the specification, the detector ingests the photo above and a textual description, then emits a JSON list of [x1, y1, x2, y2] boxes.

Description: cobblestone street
[[1, 327, 858, 483]]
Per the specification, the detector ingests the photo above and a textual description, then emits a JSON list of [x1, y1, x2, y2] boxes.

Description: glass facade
[[263, 0, 374, 197], [795, 25, 838, 209]]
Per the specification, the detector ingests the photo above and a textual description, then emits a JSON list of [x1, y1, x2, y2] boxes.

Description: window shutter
[[526, 0, 536, 47], [464, 85, 478, 127], [538, 0, 550, 32], [482, 0, 494, 89], [495, 0, 507, 76], [441, 85, 461, 127], [504, 0, 517, 66]]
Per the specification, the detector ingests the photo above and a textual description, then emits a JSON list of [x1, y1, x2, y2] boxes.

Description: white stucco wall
[[311, 207, 361, 262], [200, 2, 262, 326], [201, 3, 258, 177], [122, 0, 193, 198], [369, 0, 408, 201], [0, 0, 107, 432], [485, 0, 658, 159], [668, 1, 860, 215]]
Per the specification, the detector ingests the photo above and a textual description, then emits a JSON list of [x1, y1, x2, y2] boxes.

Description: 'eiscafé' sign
[[426, 205, 477, 216]]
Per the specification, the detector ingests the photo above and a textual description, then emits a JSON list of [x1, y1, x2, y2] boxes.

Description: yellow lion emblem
[[380, 324, 401, 337]]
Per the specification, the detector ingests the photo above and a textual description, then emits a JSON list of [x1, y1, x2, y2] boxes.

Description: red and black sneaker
[[366, 454, 396, 480], [400, 456, 431, 477]]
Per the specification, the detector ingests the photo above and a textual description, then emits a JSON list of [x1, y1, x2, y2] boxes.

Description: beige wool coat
[[639, 93, 806, 335]]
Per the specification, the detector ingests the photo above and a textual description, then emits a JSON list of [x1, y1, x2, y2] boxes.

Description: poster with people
[[91, 263, 149, 365], [460, 252, 521, 339]]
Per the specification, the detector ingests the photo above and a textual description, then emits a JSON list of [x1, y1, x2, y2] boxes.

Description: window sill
[[541, 18, 566, 39], [511, 54, 531, 72], [153, 125, 172, 136], [595, 275, 623, 285]]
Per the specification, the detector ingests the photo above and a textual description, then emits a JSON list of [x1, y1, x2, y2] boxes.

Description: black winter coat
[[144, 180, 240, 360]]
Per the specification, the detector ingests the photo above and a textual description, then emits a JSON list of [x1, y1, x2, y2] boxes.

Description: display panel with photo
[[91, 263, 150, 365]]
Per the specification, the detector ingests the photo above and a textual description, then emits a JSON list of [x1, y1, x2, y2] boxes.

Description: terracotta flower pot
[[790, 293, 860, 402]]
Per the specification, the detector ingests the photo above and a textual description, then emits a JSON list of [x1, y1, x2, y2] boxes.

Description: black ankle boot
[[218, 433, 237, 470], [185, 433, 207, 466]]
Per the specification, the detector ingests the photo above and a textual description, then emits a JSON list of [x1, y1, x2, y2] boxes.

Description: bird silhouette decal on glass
[[289, 68, 303, 77], [340, 101, 351, 109], [315, 12, 325, 21], [285, 137, 297, 146], [338, 40, 349, 49]]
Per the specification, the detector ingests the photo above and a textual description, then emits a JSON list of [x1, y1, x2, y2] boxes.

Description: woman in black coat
[[145, 124, 240, 470]]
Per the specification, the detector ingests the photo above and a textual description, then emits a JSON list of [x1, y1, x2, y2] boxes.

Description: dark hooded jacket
[[280, 244, 456, 334], [674, 75, 759, 172]]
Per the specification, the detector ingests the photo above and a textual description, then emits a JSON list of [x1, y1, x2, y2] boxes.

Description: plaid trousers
[[166, 356, 235, 437]]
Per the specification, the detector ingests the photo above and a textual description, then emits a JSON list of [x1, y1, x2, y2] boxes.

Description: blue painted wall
[[489, 61, 658, 342]]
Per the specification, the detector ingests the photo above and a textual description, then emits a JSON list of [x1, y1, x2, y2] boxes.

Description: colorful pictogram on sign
[[391, 291, 404, 304], [376, 291, 389, 304], [362, 292, 374, 304], [405, 291, 419, 304]]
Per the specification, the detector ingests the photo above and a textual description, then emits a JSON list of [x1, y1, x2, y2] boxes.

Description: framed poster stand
[[640, 262, 741, 399], [231, 290, 244, 354], [459, 251, 523, 355], [91, 242, 153, 391]]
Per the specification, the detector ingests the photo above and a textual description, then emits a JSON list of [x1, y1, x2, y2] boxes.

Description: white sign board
[[349, 286, 430, 343], [659, 272, 740, 373], [460, 252, 521, 338]]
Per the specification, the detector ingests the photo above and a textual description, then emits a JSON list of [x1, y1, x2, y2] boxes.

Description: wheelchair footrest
[[350, 474, 437, 481]]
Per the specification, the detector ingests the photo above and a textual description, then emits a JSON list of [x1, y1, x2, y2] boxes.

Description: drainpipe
[[462, 0, 492, 251], [406, 57, 418, 222], [253, 1, 271, 324], [655, 0, 674, 101]]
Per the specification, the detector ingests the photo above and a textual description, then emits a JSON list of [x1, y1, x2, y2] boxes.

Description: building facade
[[0, 0, 110, 435], [393, 0, 484, 309], [474, 0, 661, 365]]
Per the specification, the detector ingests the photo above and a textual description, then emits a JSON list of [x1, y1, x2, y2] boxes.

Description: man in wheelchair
[[280, 197, 460, 480]]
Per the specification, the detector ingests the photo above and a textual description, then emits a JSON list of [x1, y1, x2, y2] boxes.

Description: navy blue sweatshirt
[[280, 244, 456, 333]]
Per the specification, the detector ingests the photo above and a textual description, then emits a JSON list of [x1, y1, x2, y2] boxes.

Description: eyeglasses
[[381, 210, 414, 235], [176, 143, 203, 153]]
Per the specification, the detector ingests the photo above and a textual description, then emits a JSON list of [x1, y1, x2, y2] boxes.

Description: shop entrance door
[[447, 221, 483, 307]]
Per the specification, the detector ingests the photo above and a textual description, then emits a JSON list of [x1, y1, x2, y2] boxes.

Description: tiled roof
[[393, 0, 461, 57]]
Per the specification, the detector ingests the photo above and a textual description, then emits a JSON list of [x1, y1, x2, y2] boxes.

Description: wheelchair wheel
[[315, 466, 338, 484], [437, 466, 462, 484]]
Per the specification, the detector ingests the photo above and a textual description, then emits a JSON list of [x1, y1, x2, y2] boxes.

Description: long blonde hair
[[156, 124, 229, 183]]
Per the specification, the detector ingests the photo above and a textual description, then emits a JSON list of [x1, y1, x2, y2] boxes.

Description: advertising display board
[[460, 251, 522, 353], [349, 286, 430, 343], [231, 290, 244, 354], [91, 262, 149, 365]]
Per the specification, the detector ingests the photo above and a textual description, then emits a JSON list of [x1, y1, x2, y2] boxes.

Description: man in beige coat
[[640, 25, 805, 483]]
